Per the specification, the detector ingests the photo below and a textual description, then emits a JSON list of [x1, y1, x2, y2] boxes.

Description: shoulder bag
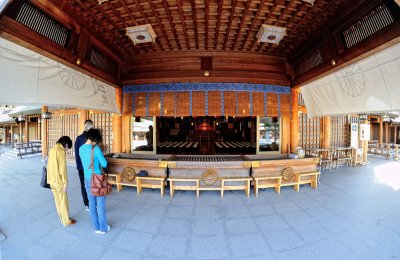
[[90, 145, 112, 196], [40, 157, 50, 189]]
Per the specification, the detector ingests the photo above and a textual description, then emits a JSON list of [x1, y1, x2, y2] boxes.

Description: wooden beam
[[112, 88, 123, 153], [223, 0, 238, 50], [190, 0, 199, 49], [162, 0, 181, 50], [232, 0, 252, 50], [41, 106, 48, 159], [205, 0, 209, 50], [290, 88, 299, 153], [133, 0, 164, 51], [214, 0, 223, 49], [240, 0, 265, 51], [176, 0, 190, 49], [146, 0, 173, 50]]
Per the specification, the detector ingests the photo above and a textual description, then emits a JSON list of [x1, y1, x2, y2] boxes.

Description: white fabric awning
[[0, 37, 120, 114], [301, 43, 400, 118]]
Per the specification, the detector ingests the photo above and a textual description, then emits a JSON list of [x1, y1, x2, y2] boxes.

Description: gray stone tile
[[111, 230, 153, 253], [188, 236, 229, 259], [248, 204, 276, 217], [125, 215, 163, 233], [272, 201, 301, 214], [225, 205, 251, 218], [159, 218, 192, 236], [194, 206, 222, 219], [166, 206, 194, 219], [149, 234, 188, 258], [264, 229, 304, 251], [193, 219, 224, 236], [254, 215, 290, 232], [293, 198, 319, 209], [101, 248, 142, 260], [138, 205, 167, 217], [229, 234, 271, 257], [282, 210, 314, 227], [225, 218, 258, 234]]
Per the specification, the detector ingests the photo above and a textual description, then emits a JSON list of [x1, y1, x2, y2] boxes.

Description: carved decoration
[[122, 167, 135, 182], [202, 169, 218, 185], [281, 167, 296, 182]]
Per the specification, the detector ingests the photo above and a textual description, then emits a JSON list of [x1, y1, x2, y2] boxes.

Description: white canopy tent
[[0, 37, 120, 114], [301, 42, 400, 118]]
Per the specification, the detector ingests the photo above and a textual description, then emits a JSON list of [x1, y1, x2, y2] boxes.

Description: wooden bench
[[168, 176, 252, 198], [168, 177, 200, 198], [253, 176, 282, 197], [252, 157, 320, 196], [294, 171, 320, 190]]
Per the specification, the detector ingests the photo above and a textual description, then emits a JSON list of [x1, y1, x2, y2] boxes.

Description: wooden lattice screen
[[47, 114, 79, 155], [299, 113, 321, 150], [89, 112, 113, 154], [330, 115, 356, 147]]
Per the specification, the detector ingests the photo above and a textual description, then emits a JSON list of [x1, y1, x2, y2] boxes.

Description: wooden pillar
[[112, 88, 123, 153], [41, 106, 48, 158], [395, 126, 398, 144], [385, 123, 389, 144], [379, 118, 383, 144], [19, 121, 22, 143], [24, 117, 29, 142], [79, 109, 88, 133], [122, 92, 133, 153], [290, 88, 299, 153], [10, 126, 14, 146], [322, 116, 331, 148], [4, 127, 9, 145], [281, 116, 290, 154], [37, 119, 41, 140]]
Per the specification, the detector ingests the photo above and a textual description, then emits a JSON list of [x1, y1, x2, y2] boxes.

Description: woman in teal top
[[79, 128, 110, 234]]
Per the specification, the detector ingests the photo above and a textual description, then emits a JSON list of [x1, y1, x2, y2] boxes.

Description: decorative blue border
[[160, 92, 164, 116], [235, 91, 238, 116], [145, 92, 149, 116], [205, 91, 208, 116], [189, 91, 192, 116], [124, 83, 289, 94], [174, 92, 177, 117], [278, 95, 281, 117], [221, 91, 224, 116], [250, 92, 253, 116], [264, 92, 267, 116]]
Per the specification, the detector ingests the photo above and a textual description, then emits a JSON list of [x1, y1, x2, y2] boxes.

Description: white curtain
[[301, 43, 400, 118], [0, 37, 120, 114]]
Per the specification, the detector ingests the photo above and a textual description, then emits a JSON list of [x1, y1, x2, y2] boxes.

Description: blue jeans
[[84, 179, 108, 232]]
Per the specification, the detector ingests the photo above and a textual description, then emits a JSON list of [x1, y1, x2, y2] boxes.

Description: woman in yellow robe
[[47, 136, 76, 226]]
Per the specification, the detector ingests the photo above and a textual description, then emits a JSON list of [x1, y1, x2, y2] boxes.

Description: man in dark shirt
[[74, 119, 94, 211]]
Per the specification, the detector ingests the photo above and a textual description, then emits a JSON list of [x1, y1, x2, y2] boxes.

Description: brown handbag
[[89, 145, 112, 196]]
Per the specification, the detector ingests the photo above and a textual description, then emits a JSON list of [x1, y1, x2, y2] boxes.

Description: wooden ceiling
[[64, 0, 348, 59]]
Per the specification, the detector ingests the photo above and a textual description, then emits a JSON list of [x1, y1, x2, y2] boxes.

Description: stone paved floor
[[0, 154, 400, 260]]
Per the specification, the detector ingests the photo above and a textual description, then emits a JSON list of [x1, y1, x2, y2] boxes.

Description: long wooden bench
[[168, 176, 252, 198], [106, 155, 168, 197], [168, 164, 251, 198], [252, 157, 320, 196]]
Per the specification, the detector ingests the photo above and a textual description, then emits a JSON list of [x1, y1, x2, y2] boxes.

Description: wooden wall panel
[[163, 92, 175, 116], [237, 92, 250, 116], [122, 92, 133, 116], [192, 91, 205, 116], [176, 92, 190, 116], [90, 112, 113, 154], [252, 92, 265, 116], [208, 91, 221, 116], [280, 94, 291, 117], [267, 93, 278, 117], [224, 91, 236, 116], [148, 92, 160, 116], [134, 92, 146, 116]]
